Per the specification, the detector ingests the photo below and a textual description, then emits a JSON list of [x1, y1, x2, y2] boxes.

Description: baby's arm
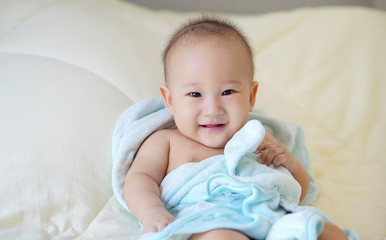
[[256, 131, 309, 202], [123, 130, 175, 234]]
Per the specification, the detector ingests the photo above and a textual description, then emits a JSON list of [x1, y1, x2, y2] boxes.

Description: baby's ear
[[249, 81, 259, 111], [160, 84, 174, 115]]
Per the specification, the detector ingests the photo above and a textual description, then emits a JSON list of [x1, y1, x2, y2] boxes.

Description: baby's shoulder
[[152, 128, 178, 137], [144, 128, 178, 142], [148, 128, 191, 146], [137, 129, 176, 153]]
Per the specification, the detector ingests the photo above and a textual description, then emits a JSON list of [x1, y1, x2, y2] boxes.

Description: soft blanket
[[112, 97, 358, 240]]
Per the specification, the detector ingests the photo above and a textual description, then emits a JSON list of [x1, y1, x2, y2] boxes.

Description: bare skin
[[190, 229, 250, 240], [319, 223, 349, 240]]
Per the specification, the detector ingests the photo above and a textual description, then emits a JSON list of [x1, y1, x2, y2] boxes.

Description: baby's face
[[161, 35, 257, 148]]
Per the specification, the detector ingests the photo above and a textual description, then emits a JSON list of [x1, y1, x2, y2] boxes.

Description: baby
[[123, 17, 347, 240]]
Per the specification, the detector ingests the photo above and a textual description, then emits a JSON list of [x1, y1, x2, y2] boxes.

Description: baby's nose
[[203, 97, 224, 116]]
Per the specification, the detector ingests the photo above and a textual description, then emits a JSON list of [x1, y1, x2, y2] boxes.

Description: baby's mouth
[[200, 124, 226, 130]]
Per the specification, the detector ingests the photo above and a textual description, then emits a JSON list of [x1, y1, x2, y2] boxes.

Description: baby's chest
[[166, 138, 223, 174]]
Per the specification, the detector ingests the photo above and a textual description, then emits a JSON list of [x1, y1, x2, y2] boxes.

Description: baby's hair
[[162, 16, 254, 82]]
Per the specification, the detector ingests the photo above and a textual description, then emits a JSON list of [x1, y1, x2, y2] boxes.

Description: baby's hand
[[141, 206, 175, 234], [255, 131, 297, 173]]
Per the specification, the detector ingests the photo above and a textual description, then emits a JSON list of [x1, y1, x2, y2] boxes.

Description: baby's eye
[[189, 92, 202, 97], [222, 89, 235, 96]]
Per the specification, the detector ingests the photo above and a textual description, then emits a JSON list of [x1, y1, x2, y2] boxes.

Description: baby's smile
[[199, 123, 226, 131]]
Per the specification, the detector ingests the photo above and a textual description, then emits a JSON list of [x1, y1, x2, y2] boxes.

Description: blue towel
[[112, 97, 359, 240]]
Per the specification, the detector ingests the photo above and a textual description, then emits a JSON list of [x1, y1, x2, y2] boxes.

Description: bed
[[0, 0, 385, 239]]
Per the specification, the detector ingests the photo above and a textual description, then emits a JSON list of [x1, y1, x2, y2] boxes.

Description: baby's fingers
[[258, 146, 274, 166], [155, 220, 171, 232], [272, 154, 289, 169], [255, 144, 266, 154], [259, 144, 287, 167], [143, 218, 173, 234], [142, 224, 158, 234], [141, 209, 175, 234]]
